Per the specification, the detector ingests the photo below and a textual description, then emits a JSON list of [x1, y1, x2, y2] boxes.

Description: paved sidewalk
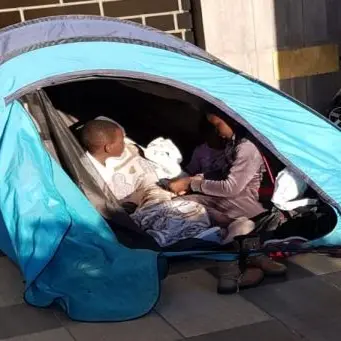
[[1, 252, 341, 341]]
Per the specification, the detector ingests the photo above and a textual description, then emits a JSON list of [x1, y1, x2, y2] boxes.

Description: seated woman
[[168, 110, 287, 293], [170, 112, 266, 236], [79, 119, 222, 247]]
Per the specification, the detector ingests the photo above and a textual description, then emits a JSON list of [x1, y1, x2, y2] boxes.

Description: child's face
[[105, 129, 125, 157], [207, 114, 234, 140]]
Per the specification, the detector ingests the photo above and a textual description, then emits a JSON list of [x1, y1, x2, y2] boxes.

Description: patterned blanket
[[131, 191, 214, 247]]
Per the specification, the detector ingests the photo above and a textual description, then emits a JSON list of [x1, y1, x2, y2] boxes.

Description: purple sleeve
[[190, 141, 263, 198], [186, 146, 202, 175]]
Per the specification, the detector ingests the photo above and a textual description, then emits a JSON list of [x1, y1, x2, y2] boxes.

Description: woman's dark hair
[[198, 115, 214, 137], [202, 102, 246, 139], [202, 102, 270, 177], [202, 103, 251, 172]]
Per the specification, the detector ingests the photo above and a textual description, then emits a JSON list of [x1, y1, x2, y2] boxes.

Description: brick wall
[[0, 0, 194, 43]]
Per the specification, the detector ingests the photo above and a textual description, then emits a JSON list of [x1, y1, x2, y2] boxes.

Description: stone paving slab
[[1, 252, 341, 341], [242, 276, 341, 341], [289, 253, 341, 275], [0, 304, 62, 340], [185, 320, 302, 341], [155, 270, 270, 338], [0, 258, 25, 308], [321, 270, 341, 288], [65, 312, 182, 341], [1, 328, 74, 341]]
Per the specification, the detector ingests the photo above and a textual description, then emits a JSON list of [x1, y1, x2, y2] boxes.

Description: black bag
[[253, 202, 337, 242]]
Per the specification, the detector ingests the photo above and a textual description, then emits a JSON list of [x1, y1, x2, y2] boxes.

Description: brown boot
[[248, 254, 287, 276], [217, 261, 264, 294]]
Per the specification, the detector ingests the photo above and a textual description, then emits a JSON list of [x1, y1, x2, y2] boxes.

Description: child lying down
[[80, 119, 254, 247]]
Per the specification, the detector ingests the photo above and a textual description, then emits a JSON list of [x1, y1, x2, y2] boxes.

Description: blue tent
[[0, 15, 341, 322]]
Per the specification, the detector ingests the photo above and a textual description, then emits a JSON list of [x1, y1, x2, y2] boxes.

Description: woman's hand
[[191, 174, 204, 182], [168, 177, 192, 195]]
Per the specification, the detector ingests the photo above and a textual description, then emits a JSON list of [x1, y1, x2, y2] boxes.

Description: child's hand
[[168, 177, 192, 195], [191, 174, 204, 182]]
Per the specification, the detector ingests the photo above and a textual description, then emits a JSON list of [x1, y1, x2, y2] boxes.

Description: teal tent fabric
[[0, 100, 161, 321], [1, 41, 340, 248], [0, 17, 341, 322]]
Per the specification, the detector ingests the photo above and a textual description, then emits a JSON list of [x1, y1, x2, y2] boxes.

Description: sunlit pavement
[[1, 251, 341, 341]]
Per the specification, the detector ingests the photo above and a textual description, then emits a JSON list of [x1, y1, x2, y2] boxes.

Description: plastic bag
[[271, 168, 317, 211], [144, 137, 186, 179]]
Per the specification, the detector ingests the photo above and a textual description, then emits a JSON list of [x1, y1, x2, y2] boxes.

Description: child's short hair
[[80, 120, 122, 153]]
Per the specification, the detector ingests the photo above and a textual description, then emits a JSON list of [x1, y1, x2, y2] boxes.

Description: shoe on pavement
[[248, 254, 287, 276], [217, 260, 264, 294]]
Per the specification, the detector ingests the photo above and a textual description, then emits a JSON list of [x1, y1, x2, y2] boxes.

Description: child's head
[[205, 108, 246, 141], [199, 117, 226, 149], [201, 103, 237, 141], [206, 113, 236, 140], [80, 120, 125, 161]]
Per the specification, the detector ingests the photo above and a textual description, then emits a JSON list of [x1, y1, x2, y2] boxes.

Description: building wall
[[196, 0, 341, 113], [196, 0, 278, 87], [274, 0, 341, 112], [0, 0, 194, 42], [2, 0, 340, 113]]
